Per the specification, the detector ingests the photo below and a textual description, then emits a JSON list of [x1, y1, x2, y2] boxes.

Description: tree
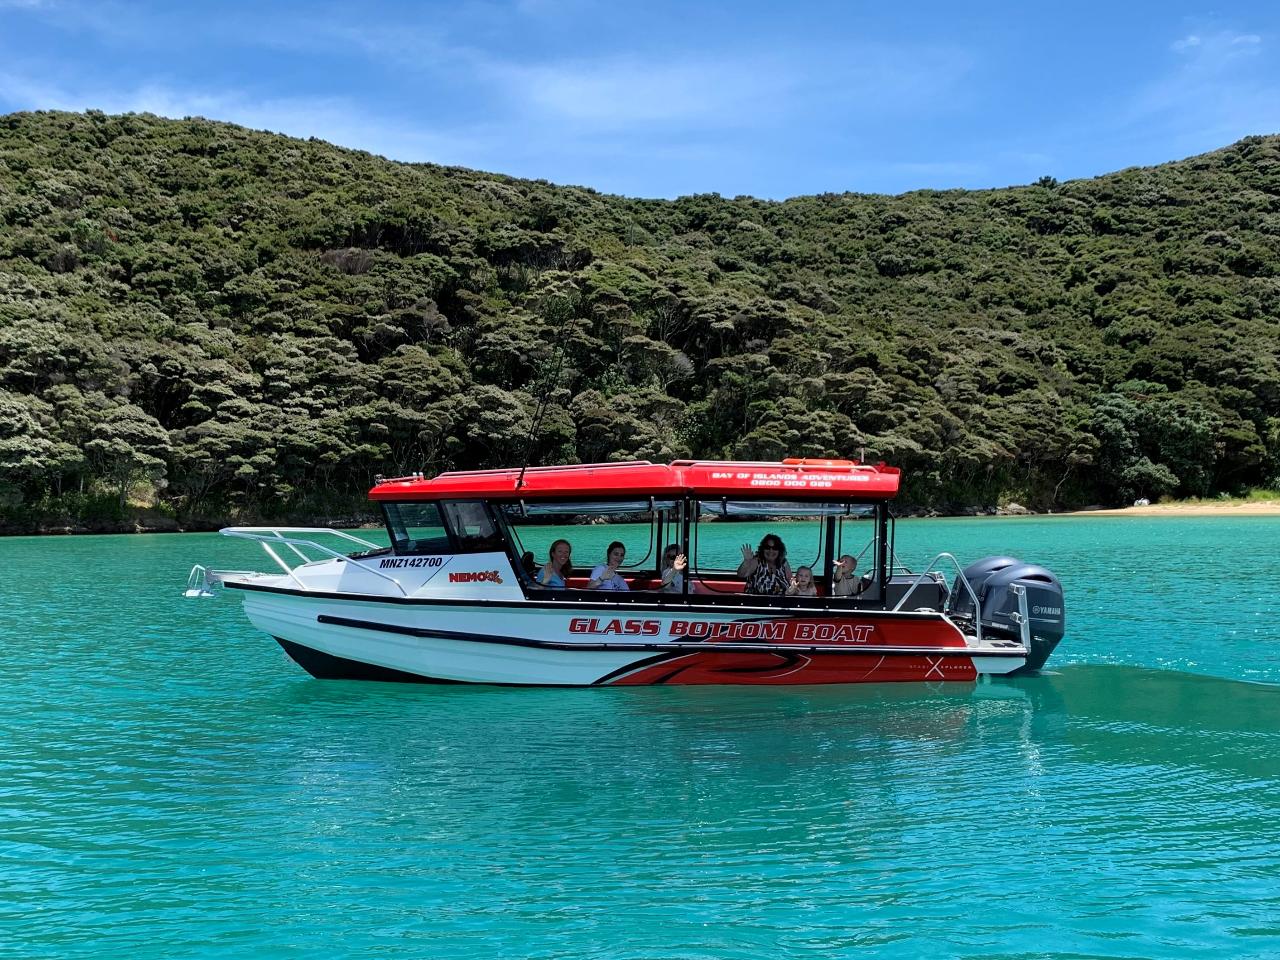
[[0, 390, 61, 499], [84, 403, 172, 508], [1, 110, 1278, 526]]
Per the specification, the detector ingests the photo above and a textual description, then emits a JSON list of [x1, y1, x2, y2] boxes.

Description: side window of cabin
[[441, 501, 503, 552], [834, 506, 881, 599], [384, 502, 453, 555], [690, 501, 829, 575], [835, 510, 878, 574], [499, 500, 676, 588]]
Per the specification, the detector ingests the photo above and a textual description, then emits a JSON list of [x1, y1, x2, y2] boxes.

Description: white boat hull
[[232, 582, 1028, 686]]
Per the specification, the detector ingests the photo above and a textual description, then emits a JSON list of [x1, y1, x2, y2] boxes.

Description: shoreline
[[1060, 500, 1280, 517], [5, 501, 1280, 537], [0, 512, 380, 538]]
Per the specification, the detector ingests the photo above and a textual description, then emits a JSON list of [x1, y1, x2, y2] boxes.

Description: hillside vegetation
[[1, 110, 1279, 528]]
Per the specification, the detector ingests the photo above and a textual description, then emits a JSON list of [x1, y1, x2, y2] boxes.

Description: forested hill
[[1, 110, 1279, 528]]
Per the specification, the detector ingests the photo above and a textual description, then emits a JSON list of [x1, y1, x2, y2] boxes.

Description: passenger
[[536, 539, 572, 589], [520, 550, 539, 580], [738, 535, 792, 595], [832, 554, 860, 597], [587, 541, 630, 591], [659, 544, 687, 594], [786, 565, 818, 597]]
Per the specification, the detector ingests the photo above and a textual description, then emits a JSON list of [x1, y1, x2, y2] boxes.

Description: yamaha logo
[[1032, 605, 1062, 616]]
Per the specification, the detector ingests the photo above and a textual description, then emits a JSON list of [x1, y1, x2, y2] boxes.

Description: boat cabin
[[368, 459, 942, 611]]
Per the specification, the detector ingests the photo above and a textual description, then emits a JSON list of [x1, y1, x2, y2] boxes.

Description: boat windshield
[[384, 502, 452, 555]]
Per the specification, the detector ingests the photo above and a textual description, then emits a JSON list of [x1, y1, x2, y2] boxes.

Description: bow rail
[[185, 527, 406, 597]]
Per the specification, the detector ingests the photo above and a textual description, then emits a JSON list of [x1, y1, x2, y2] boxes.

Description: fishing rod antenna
[[515, 319, 571, 489]]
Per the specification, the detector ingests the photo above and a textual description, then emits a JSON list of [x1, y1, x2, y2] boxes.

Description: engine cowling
[[952, 556, 1065, 674]]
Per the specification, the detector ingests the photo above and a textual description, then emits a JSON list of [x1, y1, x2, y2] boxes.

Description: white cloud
[[285, 23, 792, 129], [492, 55, 787, 128], [1171, 29, 1262, 59], [0, 71, 489, 165], [1093, 27, 1280, 160], [1137, 29, 1268, 113], [253, 12, 972, 134], [0, 12, 981, 198]]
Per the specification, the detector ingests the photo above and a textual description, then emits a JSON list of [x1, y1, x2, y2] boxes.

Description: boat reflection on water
[[267, 665, 1277, 795], [1017, 665, 1280, 781]]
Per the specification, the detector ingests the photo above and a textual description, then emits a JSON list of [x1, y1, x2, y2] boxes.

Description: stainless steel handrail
[[184, 564, 212, 597], [1007, 584, 1032, 648], [847, 537, 912, 575], [218, 527, 406, 596], [183, 564, 264, 598], [221, 526, 382, 549], [846, 539, 910, 572], [891, 551, 987, 646]]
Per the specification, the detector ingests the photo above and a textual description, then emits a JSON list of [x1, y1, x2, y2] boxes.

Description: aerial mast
[[515, 322, 571, 489]]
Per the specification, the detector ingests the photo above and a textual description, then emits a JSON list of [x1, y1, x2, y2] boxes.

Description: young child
[[832, 554, 859, 597], [786, 565, 818, 597]]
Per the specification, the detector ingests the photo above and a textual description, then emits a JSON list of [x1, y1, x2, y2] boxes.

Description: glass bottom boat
[[186, 458, 1066, 686]]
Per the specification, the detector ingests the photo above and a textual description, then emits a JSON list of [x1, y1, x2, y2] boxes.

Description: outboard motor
[[948, 556, 1019, 619], [951, 556, 1065, 675]]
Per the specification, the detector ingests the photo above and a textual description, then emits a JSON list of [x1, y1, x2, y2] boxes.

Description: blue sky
[[2, 0, 1279, 199]]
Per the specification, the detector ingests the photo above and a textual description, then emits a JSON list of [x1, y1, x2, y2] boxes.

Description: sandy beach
[[1067, 500, 1280, 517]]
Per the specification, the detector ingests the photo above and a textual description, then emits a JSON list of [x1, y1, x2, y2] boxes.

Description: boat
[[185, 458, 1066, 686]]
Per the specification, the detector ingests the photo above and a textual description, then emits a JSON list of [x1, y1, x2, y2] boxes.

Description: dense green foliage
[[1, 110, 1278, 525]]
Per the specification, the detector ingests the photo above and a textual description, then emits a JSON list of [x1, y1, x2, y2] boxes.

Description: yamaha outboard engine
[[951, 556, 1065, 675]]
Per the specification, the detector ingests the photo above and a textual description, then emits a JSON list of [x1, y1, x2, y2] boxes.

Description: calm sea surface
[[2, 517, 1278, 958]]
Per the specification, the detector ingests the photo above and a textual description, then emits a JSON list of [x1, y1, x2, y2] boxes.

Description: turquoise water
[[2, 518, 1278, 958]]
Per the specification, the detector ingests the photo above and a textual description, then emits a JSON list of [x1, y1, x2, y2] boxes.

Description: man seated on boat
[[535, 539, 572, 589], [520, 551, 539, 580], [586, 541, 630, 591]]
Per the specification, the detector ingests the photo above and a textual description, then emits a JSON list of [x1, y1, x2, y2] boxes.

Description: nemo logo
[[449, 570, 504, 584]]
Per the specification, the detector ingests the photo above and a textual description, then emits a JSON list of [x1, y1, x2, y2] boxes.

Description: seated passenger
[[832, 554, 867, 598], [786, 565, 818, 597], [536, 539, 572, 589], [738, 535, 792, 595], [587, 541, 630, 591], [659, 544, 687, 594], [520, 551, 539, 580]]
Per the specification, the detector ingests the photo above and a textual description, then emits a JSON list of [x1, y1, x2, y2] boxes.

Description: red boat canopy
[[369, 458, 901, 502]]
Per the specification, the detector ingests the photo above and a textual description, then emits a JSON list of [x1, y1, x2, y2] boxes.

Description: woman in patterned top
[[737, 534, 792, 595]]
